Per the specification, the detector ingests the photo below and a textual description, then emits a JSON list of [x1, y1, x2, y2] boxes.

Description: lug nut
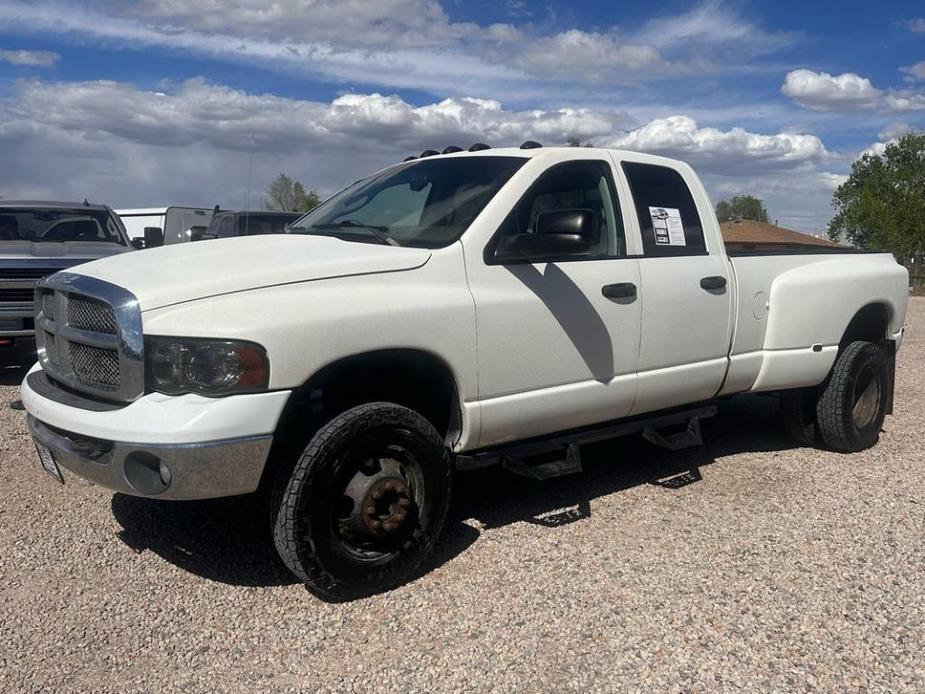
[[371, 520, 382, 530], [365, 505, 376, 516], [383, 521, 397, 532], [398, 497, 411, 508], [372, 490, 383, 500]]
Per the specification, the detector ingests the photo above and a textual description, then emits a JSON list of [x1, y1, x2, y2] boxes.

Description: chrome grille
[[41, 293, 55, 320], [69, 342, 120, 389], [67, 295, 117, 334], [43, 329, 59, 366], [34, 274, 144, 403]]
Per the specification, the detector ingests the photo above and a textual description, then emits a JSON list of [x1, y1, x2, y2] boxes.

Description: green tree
[[828, 133, 925, 261], [566, 136, 593, 147], [265, 172, 321, 213], [715, 195, 770, 223]]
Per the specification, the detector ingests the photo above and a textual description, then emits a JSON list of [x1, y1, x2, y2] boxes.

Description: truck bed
[[721, 251, 908, 396]]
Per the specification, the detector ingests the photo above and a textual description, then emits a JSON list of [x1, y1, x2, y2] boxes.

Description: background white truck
[[117, 206, 215, 246], [22, 145, 908, 600]]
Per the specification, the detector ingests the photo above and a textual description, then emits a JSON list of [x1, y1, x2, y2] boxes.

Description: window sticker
[[648, 206, 685, 246]]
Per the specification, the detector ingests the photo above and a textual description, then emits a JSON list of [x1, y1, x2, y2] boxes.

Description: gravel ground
[[1, 299, 923, 693]]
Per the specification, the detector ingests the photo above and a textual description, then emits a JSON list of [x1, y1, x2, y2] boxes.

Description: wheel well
[[840, 303, 890, 349], [267, 350, 462, 473]]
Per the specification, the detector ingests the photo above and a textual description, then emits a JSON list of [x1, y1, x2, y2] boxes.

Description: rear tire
[[816, 341, 889, 452], [271, 402, 452, 601]]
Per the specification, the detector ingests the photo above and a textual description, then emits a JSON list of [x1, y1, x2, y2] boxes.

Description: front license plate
[[35, 441, 64, 485]]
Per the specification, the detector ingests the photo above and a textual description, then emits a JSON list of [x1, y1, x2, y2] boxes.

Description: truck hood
[[72, 234, 432, 311], [0, 240, 131, 262]]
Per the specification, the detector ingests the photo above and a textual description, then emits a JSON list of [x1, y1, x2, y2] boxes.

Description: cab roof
[[396, 146, 687, 170], [0, 200, 113, 212]]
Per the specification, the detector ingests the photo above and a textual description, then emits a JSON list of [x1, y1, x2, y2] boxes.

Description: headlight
[[145, 337, 269, 396]]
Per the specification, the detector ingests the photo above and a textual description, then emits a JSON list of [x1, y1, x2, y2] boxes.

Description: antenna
[[244, 134, 254, 237]]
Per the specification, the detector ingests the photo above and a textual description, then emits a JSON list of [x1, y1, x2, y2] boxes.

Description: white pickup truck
[[22, 145, 909, 600]]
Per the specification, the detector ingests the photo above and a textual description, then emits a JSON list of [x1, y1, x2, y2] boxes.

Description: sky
[[0, 0, 923, 233]]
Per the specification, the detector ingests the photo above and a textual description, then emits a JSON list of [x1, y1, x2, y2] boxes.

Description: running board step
[[502, 443, 582, 480], [455, 404, 717, 473], [642, 417, 703, 451]]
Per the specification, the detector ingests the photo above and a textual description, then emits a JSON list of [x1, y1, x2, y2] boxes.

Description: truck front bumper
[[28, 415, 273, 499], [22, 365, 291, 500]]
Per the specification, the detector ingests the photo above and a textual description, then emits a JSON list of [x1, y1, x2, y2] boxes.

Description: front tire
[[272, 402, 452, 601], [816, 341, 889, 452]]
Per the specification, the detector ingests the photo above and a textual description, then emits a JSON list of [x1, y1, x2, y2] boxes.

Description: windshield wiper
[[309, 220, 399, 246]]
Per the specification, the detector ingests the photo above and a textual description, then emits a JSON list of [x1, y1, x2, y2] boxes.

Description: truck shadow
[[448, 395, 792, 533], [112, 493, 298, 587], [109, 394, 798, 590]]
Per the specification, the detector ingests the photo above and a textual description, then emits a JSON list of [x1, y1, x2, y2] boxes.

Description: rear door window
[[622, 162, 706, 256]]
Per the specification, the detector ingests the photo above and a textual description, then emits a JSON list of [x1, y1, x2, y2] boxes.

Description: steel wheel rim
[[852, 363, 881, 429], [331, 440, 426, 562]]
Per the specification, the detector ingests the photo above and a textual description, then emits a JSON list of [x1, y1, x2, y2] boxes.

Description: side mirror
[[144, 226, 164, 248], [130, 238, 145, 250], [497, 209, 600, 260], [536, 208, 600, 242]]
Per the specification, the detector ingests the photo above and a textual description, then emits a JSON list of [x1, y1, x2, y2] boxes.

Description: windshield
[[287, 156, 527, 248], [0, 208, 125, 244]]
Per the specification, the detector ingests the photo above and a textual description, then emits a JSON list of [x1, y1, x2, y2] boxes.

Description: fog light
[[124, 451, 171, 496], [158, 459, 172, 487]]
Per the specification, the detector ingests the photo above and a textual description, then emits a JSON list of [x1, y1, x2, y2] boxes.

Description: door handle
[[602, 282, 637, 300], [700, 276, 727, 291]]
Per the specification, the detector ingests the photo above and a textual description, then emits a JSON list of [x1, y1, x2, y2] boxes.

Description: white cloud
[[113, 0, 483, 48], [781, 69, 881, 111], [0, 0, 796, 96], [901, 61, 925, 82], [883, 91, 925, 112], [5, 79, 624, 154], [0, 78, 627, 206], [860, 141, 890, 159], [0, 48, 59, 66], [817, 171, 848, 191], [0, 1, 527, 97], [782, 69, 925, 113], [0, 78, 835, 221], [879, 122, 914, 140], [636, 0, 795, 55], [604, 115, 829, 174], [906, 18, 925, 33], [855, 128, 920, 160], [515, 30, 664, 78]]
